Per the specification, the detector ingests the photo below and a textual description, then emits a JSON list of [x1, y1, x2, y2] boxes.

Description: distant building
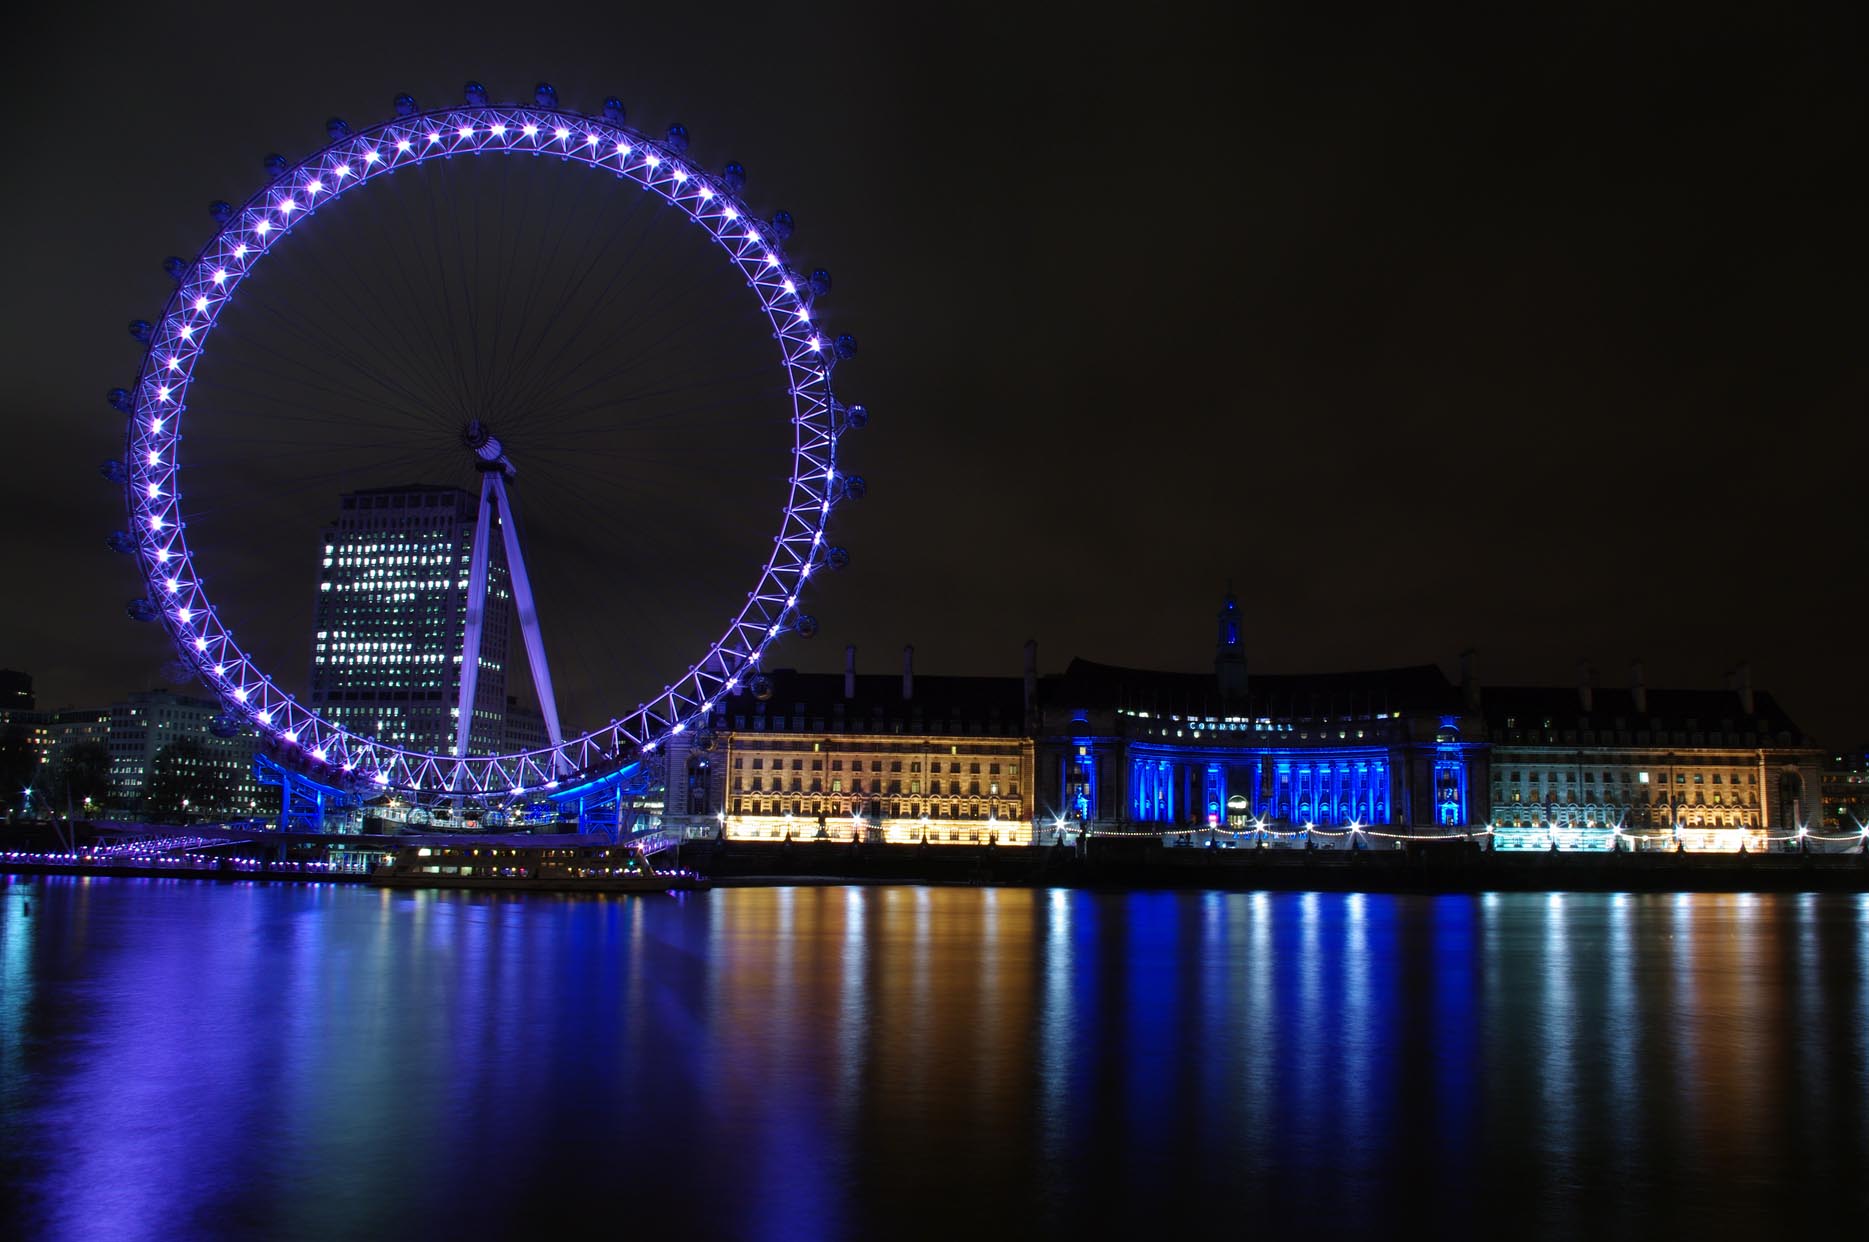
[[0, 681, 53, 815], [105, 689, 262, 819], [1822, 745, 1868, 832], [1, 701, 115, 818], [50, 708, 111, 756], [309, 484, 512, 756], [503, 695, 550, 754]]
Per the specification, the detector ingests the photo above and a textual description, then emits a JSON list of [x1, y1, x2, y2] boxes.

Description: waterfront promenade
[[5, 836, 1867, 894]]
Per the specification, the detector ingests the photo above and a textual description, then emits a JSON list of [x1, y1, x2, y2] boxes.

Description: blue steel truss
[[254, 752, 359, 833]]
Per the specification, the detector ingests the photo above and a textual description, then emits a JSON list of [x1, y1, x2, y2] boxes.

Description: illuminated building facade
[[503, 695, 550, 754], [1482, 663, 1828, 850], [1034, 594, 1484, 833], [2, 706, 115, 816], [667, 591, 1838, 853], [105, 689, 262, 819], [1822, 746, 1867, 831], [309, 485, 511, 755], [0, 673, 53, 816], [678, 646, 1036, 844], [48, 708, 111, 767]]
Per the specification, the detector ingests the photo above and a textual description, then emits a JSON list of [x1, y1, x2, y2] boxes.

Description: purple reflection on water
[[2, 878, 1868, 1239]]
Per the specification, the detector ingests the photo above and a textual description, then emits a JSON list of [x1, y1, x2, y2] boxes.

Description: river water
[[2, 877, 1866, 1239]]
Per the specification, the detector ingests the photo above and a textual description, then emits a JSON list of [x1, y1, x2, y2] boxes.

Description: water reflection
[[1, 878, 1867, 1239]]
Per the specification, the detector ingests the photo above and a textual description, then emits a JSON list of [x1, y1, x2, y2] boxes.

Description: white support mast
[[454, 422, 566, 767]]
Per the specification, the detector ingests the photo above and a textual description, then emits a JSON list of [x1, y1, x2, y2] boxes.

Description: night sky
[[3, 2, 1863, 744]]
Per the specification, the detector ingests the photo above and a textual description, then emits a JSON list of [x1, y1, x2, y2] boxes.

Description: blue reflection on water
[[3, 877, 1868, 1239]]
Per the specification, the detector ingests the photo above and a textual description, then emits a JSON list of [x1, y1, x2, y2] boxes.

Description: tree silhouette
[[50, 741, 113, 819], [0, 725, 37, 815], [144, 739, 232, 823]]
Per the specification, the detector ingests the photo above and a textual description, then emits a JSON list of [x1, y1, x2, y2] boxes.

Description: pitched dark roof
[[1045, 658, 1462, 718], [714, 668, 1025, 734], [1480, 685, 1811, 742]]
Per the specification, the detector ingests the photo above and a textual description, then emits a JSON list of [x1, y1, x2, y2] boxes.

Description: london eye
[[105, 81, 866, 822]]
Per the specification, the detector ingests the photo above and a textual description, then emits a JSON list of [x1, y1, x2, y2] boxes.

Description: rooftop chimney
[[1023, 639, 1038, 723], [1630, 659, 1647, 714], [902, 644, 914, 700], [1737, 661, 1754, 715], [1577, 660, 1595, 713], [1458, 648, 1480, 711], [844, 644, 856, 700]]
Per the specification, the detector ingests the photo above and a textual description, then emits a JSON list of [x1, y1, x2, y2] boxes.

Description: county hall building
[[668, 591, 1830, 851]]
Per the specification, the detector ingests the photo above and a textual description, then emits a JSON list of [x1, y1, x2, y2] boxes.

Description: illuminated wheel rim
[[121, 98, 857, 798]]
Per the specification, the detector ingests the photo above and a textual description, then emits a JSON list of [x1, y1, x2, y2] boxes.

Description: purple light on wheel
[[117, 90, 859, 800]]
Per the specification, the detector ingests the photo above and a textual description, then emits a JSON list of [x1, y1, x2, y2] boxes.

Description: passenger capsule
[[263, 153, 289, 179], [834, 333, 858, 360], [843, 475, 866, 501], [723, 161, 746, 192], [107, 388, 132, 413], [99, 459, 127, 483], [126, 598, 160, 623], [393, 92, 419, 117], [809, 268, 833, 297], [665, 123, 690, 153], [534, 82, 558, 109], [770, 209, 794, 240], [464, 81, 489, 107], [128, 320, 153, 343], [796, 614, 820, 638], [825, 545, 851, 571], [325, 117, 351, 141], [751, 675, 775, 702], [697, 730, 718, 753], [210, 714, 242, 740], [209, 200, 234, 223], [603, 96, 627, 123], [163, 256, 188, 283], [843, 403, 869, 430]]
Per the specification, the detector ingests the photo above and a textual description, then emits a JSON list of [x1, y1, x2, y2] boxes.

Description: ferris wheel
[[106, 80, 866, 809]]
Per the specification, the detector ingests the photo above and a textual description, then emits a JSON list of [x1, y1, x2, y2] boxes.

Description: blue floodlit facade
[[1036, 599, 1487, 832]]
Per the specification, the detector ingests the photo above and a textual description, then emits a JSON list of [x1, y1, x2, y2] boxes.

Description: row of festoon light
[[1102, 817, 1869, 848], [0, 850, 349, 871], [84, 834, 222, 857]]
